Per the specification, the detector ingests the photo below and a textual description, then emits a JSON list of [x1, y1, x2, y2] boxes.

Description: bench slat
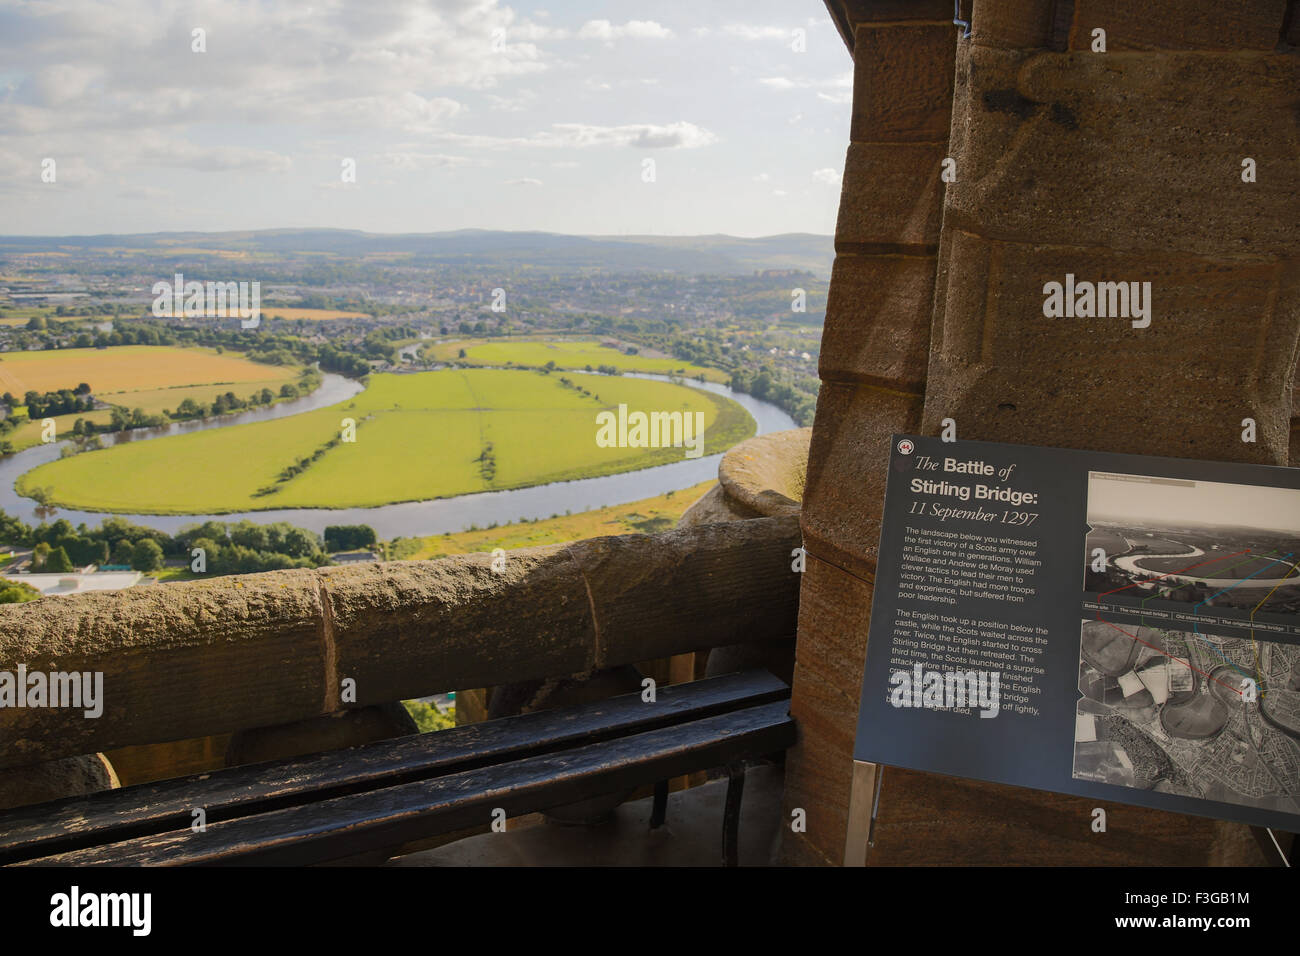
[[0, 670, 788, 864], [22, 700, 794, 866]]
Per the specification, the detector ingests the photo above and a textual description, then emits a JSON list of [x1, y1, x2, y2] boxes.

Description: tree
[[26, 316, 46, 330], [45, 546, 74, 573], [110, 539, 134, 566], [0, 580, 41, 604], [32, 541, 51, 569], [131, 539, 164, 572]]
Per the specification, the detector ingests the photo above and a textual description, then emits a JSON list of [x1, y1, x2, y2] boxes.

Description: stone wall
[[784, 0, 1299, 865]]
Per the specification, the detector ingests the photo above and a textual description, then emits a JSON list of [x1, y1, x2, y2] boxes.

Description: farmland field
[[263, 307, 372, 320], [425, 338, 729, 383], [0, 345, 293, 395], [0, 345, 301, 451], [18, 368, 755, 513]]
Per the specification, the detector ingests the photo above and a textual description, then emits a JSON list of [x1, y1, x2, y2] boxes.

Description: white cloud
[[578, 20, 674, 41], [723, 25, 790, 40], [759, 77, 797, 90], [135, 137, 292, 173], [752, 173, 771, 182], [505, 177, 543, 185], [486, 90, 538, 111], [552, 121, 716, 149], [380, 152, 471, 170], [437, 121, 717, 150], [817, 91, 852, 104], [812, 167, 840, 185]]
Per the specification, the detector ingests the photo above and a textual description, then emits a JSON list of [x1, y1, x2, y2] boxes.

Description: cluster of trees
[[6, 319, 375, 382], [476, 441, 497, 483], [260, 434, 343, 492], [324, 525, 378, 551], [555, 376, 598, 401], [5, 385, 94, 418], [361, 325, 420, 362], [19, 516, 170, 572], [170, 386, 285, 422], [729, 366, 817, 426], [0, 512, 331, 578]]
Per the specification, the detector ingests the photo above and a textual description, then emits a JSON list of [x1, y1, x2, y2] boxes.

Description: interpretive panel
[[854, 435, 1300, 831]]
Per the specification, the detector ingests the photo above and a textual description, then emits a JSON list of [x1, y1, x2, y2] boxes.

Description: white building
[[4, 571, 143, 597]]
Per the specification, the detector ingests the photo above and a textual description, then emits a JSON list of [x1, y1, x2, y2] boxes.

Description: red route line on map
[[1096, 619, 1241, 694], [1094, 548, 1250, 696]]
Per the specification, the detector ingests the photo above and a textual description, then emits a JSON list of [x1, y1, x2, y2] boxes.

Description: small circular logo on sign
[[897, 439, 914, 455]]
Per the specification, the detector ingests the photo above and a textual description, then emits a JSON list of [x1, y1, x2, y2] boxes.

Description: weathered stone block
[[969, 0, 1056, 49], [836, 142, 948, 251], [851, 23, 956, 143], [924, 231, 1298, 461], [0, 569, 326, 770], [0, 754, 118, 811], [801, 382, 922, 575], [942, 45, 1300, 257], [325, 550, 595, 705], [820, 253, 938, 390], [568, 516, 801, 665], [1069, 0, 1288, 51]]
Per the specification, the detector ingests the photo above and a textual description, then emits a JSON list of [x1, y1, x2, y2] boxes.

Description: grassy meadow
[[19, 368, 755, 513], [394, 480, 715, 559], [425, 338, 730, 383]]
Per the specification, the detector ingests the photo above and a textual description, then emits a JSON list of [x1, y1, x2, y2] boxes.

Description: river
[[0, 370, 797, 538], [1112, 541, 1300, 590]]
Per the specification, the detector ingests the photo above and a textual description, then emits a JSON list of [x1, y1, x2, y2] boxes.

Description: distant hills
[[0, 229, 835, 278]]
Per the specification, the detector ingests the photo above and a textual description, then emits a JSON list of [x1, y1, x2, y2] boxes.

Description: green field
[[425, 339, 730, 384], [19, 368, 755, 513]]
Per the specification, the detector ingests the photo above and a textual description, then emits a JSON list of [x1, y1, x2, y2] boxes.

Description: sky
[[0, 0, 853, 238], [1088, 473, 1300, 534]]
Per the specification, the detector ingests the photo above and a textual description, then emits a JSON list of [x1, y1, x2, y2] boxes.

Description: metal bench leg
[[723, 761, 745, 867], [650, 780, 669, 829]]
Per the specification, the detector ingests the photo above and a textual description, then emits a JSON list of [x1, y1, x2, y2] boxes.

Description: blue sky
[[0, 0, 852, 237]]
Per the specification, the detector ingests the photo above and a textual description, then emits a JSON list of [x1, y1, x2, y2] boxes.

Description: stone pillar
[[784, 0, 1298, 865], [783, 0, 956, 866]]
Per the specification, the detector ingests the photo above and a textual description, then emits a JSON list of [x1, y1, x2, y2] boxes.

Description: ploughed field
[[18, 368, 754, 513]]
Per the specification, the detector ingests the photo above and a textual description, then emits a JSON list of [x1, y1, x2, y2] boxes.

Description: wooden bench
[[0, 670, 793, 867]]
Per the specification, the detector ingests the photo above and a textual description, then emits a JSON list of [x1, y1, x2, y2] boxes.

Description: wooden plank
[[843, 760, 880, 866], [22, 701, 796, 866], [0, 670, 789, 865]]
